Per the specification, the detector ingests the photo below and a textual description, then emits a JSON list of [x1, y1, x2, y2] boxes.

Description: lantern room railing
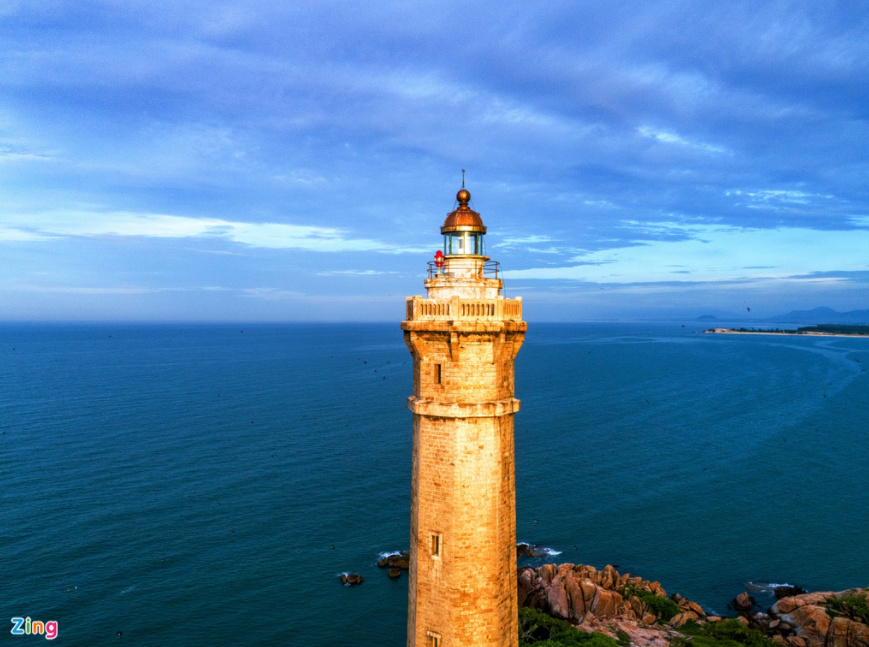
[[405, 296, 523, 322], [427, 260, 500, 280]]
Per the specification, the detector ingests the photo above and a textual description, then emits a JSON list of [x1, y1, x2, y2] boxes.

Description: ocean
[[2, 322, 867, 646]]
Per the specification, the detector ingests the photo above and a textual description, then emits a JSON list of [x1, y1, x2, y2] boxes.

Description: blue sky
[[2, 1, 868, 321]]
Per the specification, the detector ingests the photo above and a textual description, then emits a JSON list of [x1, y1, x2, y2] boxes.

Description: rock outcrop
[[339, 573, 364, 586], [518, 563, 711, 646], [377, 552, 410, 570], [519, 563, 702, 625], [775, 586, 808, 599], [517, 543, 552, 559], [738, 588, 869, 647], [518, 563, 869, 647]]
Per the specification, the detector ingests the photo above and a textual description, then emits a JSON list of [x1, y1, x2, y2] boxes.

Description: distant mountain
[[694, 307, 869, 324], [764, 307, 869, 324]]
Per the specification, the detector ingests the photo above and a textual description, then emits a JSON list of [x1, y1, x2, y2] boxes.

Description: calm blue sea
[[2, 322, 867, 646]]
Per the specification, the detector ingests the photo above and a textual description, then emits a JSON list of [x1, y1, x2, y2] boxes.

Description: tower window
[[435, 364, 442, 384], [430, 533, 441, 557], [427, 631, 441, 647]]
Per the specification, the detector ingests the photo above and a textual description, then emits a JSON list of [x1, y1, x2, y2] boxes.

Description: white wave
[[744, 581, 794, 593], [517, 543, 562, 557]]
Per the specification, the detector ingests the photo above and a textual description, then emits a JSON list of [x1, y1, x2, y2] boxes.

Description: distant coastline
[[704, 324, 869, 337]]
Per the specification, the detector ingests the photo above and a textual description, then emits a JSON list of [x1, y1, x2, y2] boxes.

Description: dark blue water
[[2, 322, 867, 645]]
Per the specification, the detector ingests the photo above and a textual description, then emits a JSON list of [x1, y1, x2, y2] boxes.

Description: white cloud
[[6, 285, 180, 295], [481, 100, 558, 127], [0, 135, 57, 163], [0, 150, 55, 163], [241, 287, 308, 301], [638, 126, 727, 154], [727, 189, 834, 207], [316, 269, 397, 276], [500, 234, 556, 246], [0, 227, 55, 241], [240, 287, 396, 304], [0, 210, 417, 253], [505, 223, 869, 284]]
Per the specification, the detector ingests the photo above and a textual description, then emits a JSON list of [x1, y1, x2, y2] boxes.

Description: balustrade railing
[[427, 260, 501, 280], [406, 296, 522, 322]]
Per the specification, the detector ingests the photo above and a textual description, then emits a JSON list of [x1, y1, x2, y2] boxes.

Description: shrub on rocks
[[519, 607, 619, 647]]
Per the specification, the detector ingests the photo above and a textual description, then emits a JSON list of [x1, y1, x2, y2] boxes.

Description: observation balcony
[[427, 259, 501, 280], [405, 295, 523, 322]]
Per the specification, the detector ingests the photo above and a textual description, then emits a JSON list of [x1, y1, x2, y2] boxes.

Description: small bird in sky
[[746, 306, 751, 312]]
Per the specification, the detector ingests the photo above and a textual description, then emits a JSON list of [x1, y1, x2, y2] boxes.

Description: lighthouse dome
[[441, 188, 487, 235]]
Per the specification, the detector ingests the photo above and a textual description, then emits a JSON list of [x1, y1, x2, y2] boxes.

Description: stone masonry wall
[[402, 319, 525, 647]]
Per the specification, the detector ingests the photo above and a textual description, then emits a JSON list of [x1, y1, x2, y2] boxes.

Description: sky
[[2, 0, 868, 322]]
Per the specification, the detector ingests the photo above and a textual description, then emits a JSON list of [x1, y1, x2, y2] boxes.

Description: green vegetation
[[805, 324, 869, 335], [826, 595, 869, 625], [619, 587, 681, 622], [616, 629, 632, 647], [727, 325, 869, 336], [519, 607, 619, 647], [673, 619, 778, 647]]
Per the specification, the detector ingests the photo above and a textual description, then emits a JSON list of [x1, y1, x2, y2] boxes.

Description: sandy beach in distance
[[704, 328, 869, 338]]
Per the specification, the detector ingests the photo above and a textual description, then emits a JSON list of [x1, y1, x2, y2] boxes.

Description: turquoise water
[[2, 322, 867, 645]]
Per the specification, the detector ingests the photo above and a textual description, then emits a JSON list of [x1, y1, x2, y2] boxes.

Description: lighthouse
[[402, 184, 526, 647]]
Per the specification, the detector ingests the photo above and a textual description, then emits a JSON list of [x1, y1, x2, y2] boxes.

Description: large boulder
[[340, 573, 364, 586], [377, 551, 410, 570], [732, 591, 757, 612], [767, 588, 869, 647], [517, 543, 551, 558], [516, 563, 867, 647], [517, 563, 686, 627], [776, 586, 808, 599]]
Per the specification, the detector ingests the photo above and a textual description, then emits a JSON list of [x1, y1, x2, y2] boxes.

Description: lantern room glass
[[444, 232, 484, 256]]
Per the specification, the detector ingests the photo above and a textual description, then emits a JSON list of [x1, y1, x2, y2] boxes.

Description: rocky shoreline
[[349, 552, 868, 647], [518, 562, 869, 647]]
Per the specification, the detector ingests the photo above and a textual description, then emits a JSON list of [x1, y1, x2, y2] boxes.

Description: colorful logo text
[[10, 618, 58, 640]]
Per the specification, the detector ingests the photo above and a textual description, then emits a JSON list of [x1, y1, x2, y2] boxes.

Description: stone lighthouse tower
[[402, 183, 526, 647]]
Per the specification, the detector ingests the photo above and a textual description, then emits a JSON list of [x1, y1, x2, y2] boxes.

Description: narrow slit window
[[431, 533, 441, 557], [427, 631, 441, 647], [435, 364, 442, 384]]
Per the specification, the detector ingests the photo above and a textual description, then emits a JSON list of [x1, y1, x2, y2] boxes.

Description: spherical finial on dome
[[457, 188, 471, 205]]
